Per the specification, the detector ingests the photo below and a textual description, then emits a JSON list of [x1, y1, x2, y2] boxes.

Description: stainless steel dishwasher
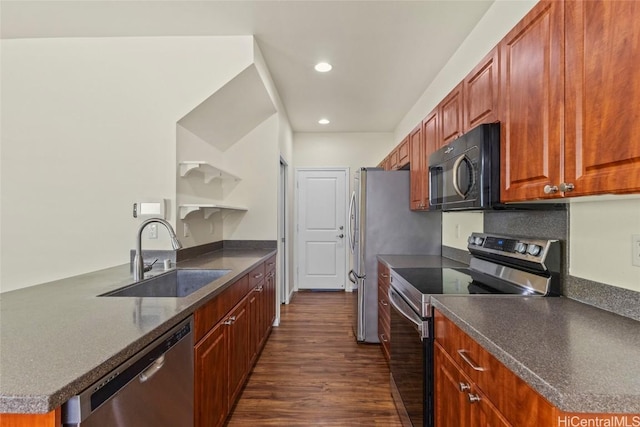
[[62, 317, 194, 427]]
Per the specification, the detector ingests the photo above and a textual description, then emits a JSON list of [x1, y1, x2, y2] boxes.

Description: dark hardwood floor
[[226, 291, 403, 426]]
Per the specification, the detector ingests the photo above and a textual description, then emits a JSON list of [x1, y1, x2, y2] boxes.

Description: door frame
[[294, 167, 350, 292], [278, 156, 291, 307]]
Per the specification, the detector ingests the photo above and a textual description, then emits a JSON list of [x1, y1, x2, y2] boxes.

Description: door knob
[[337, 234, 344, 238]]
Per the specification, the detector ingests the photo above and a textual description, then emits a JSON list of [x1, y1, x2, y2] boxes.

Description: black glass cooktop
[[392, 267, 522, 295]]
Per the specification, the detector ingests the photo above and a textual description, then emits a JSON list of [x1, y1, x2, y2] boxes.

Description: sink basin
[[100, 269, 231, 298]]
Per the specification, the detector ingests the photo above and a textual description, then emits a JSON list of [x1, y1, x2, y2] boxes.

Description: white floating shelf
[[179, 161, 241, 184], [179, 203, 248, 220]]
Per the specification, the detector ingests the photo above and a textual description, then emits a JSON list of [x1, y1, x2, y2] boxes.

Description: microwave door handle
[[451, 154, 467, 198]]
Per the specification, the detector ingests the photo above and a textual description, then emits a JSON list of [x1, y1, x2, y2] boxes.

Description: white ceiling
[[1, 1, 495, 132]]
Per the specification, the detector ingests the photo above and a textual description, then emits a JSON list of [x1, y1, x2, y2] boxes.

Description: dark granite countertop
[[431, 296, 640, 414], [377, 254, 468, 269], [0, 248, 275, 414]]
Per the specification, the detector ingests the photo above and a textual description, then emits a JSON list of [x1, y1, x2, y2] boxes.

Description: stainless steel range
[[388, 232, 561, 427]]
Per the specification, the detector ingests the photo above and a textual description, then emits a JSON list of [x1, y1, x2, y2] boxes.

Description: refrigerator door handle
[[347, 191, 356, 253], [348, 270, 357, 284]]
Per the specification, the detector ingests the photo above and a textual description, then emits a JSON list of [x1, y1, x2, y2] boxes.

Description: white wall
[[442, 212, 484, 250], [294, 132, 394, 178], [1, 36, 255, 292], [570, 199, 640, 292]]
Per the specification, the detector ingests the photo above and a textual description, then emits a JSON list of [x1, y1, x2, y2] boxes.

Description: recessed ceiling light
[[318, 118, 330, 125], [314, 62, 333, 72]]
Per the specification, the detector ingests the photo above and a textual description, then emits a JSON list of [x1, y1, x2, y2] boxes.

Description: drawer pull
[[267, 262, 275, 266], [253, 273, 264, 279], [381, 273, 389, 278], [223, 316, 237, 325], [459, 382, 471, 392], [380, 300, 388, 306], [254, 286, 264, 293], [457, 349, 486, 371], [468, 394, 481, 403], [380, 334, 389, 343]]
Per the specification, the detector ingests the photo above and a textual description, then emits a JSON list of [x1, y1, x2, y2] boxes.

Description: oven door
[[388, 287, 432, 427]]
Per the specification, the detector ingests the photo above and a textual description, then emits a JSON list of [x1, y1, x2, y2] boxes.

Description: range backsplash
[[444, 206, 639, 321]]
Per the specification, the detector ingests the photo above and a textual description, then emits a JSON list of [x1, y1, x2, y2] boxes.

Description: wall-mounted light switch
[[632, 235, 640, 267], [148, 223, 158, 239]]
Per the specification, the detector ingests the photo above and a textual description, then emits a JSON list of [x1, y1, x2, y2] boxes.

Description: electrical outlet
[[632, 235, 640, 267], [183, 223, 190, 238], [148, 223, 158, 239]]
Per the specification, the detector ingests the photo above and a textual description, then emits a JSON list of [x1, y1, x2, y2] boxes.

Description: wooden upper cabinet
[[409, 124, 426, 210], [499, 0, 564, 202], [389, 149, 400, 170], [564, 0, 640, 196], [438, 82, 464, 148], [463, 46, 500, 132], [398, 137, 410, 168]]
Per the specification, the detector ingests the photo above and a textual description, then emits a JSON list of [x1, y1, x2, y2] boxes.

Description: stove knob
[[527, 244, 542, 257], [515, 242, 527, 254], [473, 237, 485, 246], [468, 236, 476, 245]]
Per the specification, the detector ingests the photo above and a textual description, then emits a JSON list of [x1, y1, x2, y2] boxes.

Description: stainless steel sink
[[100, 269, 231, 298]]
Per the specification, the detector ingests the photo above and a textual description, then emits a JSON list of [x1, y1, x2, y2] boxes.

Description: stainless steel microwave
[[428, 123, 500, 211]]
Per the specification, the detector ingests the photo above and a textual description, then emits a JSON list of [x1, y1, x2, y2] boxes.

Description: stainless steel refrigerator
[[348, 168, 441, 343]]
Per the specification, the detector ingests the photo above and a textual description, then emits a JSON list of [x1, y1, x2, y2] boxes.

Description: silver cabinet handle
[[254, 286, 264, 293], [544, 184, 559, 194], [380, 300, 388, 307], [380, 334, 388, 343], [253, 273, 263, 279], [468, 394, 481, 403], [139, 355, 165, 383], [223, 316, 237, 325], [267, 262, 275, 267], [457, 349, 486, 371], [380, 273, 389, 278], [559, 182, 575, 192], [459, 382, 471, 392]]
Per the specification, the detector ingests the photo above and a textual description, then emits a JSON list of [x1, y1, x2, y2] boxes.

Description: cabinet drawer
[[265, 255, 276, 273], [195, 275, 250, 342], [378, 283, 390, 322], [434, 310, 555, 427], [248, 262, 266, 289]]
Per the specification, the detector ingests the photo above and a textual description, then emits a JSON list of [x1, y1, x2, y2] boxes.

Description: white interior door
[[296, 169, 348, 290]]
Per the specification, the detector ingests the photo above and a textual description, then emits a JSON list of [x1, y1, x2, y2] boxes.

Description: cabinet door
[[464, 47, 499, 132], [398, 137, 410, 168], [423, 110, 438, 207], [409, 125, 427, 210], [195, 322, 228, 427], [499, 0, 564, 202], [248, 288, 260, 366], [227, 299, 250, 408], [435, 343, 472, 427], [565, 0, 640, 196], [439, 82, 464, 148], [389, 149, 400, 170]]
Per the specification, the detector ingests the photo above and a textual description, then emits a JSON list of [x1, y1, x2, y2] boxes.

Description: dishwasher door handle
[[139, 354, 166, 383]]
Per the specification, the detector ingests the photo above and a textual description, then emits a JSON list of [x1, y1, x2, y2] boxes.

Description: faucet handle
[[144, 259, 158, 272]]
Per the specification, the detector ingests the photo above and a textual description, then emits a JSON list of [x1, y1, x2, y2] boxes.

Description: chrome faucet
[[134, 218, 182, 281]]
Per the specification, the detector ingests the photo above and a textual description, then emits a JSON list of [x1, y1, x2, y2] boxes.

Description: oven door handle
[[388, 287, 428, 339]]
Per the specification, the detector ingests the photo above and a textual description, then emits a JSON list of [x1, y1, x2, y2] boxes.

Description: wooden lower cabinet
[[195, 320, 228, 427], [194, 255, 276, 427], [0, 409, 61, 427], [377, 262, 391, 362], [435, 343, 510, 427], [227, 298, 250, 408]]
